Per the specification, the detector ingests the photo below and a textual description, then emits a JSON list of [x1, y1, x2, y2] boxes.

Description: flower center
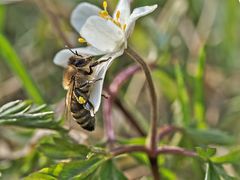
[[99, 1, 126, 31]]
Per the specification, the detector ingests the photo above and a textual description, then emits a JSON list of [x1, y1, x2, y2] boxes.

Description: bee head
[[68, 56, 92, 67]]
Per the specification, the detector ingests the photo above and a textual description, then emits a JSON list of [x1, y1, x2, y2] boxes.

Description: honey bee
[[63, 49, 110, 131]]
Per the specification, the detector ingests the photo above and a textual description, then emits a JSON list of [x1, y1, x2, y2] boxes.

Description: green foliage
[[0, 100, 61, 129], [184, 128, 235, 145], [211, 148, 240, 164], [37, 136, 99, 161], [196, 147, 216, 160], [194, 48, 206, 129], [174, 63, 191, 126], [0, 34, 44, 104], [1, 0, 240, 179], [204, 162, 236, 180]]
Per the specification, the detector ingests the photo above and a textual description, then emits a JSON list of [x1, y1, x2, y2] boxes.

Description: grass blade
[[174, 62, 191, 126], [0, 33, 44, 104], [194, 47, 206, 128]]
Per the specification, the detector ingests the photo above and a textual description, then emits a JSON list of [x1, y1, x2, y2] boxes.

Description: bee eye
[[75, 59, 86, 67]]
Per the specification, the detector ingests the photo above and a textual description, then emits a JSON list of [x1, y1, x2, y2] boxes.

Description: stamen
[[116, 10, 120, 20], [78, 37, 86, 43], [123, 24, 127, 31], [103, 1, 107, 11], [99, 10, 109, 19]]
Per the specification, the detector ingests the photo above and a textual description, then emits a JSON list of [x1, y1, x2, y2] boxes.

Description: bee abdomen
[[70, 98, 95, 131]]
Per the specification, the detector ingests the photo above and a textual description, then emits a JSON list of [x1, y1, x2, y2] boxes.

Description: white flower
[[53, 0, 157, 114]]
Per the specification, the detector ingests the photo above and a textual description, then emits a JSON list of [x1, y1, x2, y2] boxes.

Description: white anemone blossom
[[53, 0, 157, 114]]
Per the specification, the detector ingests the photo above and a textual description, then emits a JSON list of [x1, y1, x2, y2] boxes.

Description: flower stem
[[148, 157, 161, 180], [125, 47, 158, 151], [125, 47, 159, 179]]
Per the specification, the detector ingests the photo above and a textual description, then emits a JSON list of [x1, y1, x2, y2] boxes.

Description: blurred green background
[[0, 0, 240, 179]]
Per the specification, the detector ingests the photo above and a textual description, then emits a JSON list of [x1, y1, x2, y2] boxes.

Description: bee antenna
[[65, 45, 82, 57]]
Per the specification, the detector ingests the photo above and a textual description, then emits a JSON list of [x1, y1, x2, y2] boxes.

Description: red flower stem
[[111, 145, 149, 156], [103, 64, 152, 144], [125, 47, 159, 180], [158, 125, 182, 140], [157, 146, 197, 157], [125, 47, 158, 152]]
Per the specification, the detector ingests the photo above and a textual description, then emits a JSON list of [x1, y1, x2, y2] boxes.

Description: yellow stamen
[[103, 1, 107, 11], [116, 10, 120, 20], [123, 24, 127, 31], [78, 37, 86, 43], [78, 96, 86, 104], [99, 10, 109, 19]]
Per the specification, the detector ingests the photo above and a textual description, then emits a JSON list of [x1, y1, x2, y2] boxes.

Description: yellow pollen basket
[[78, 37, 86, 43], [78, 96, 86, 104]]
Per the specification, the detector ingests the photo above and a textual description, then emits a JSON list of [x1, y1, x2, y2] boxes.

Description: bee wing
[[64, 80, 74, 129]]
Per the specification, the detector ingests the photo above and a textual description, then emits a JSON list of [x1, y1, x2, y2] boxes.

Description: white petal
[[89, 49, 124, 113], [70, 3, 101, 32], [53, 47, 105, 68], [126, 4, 158, 37], [80, 16, 125, 53], [113, 0, 131, 25]]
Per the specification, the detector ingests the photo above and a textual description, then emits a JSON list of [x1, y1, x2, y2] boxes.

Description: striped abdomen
[[70, 96, 95, 131]]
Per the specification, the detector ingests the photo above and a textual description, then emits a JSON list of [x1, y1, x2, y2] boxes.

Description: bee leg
[[78, 78, 103, 89], [85, 57, 112, 75], [83, 100, 95, 117], [101, 90, 110, 99]]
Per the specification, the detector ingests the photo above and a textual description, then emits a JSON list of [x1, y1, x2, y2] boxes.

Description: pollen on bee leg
[[78, 37, 86, 43], [78, 96, 86, 104]]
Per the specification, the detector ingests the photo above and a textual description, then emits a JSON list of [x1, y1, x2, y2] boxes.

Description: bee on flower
[[53, 0, 157, 123]]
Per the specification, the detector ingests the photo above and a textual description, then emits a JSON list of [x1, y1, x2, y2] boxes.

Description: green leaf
[[196, 147, 216, 160], [194, 48, 206, 129], [38, 137, 91, 160], [28, 157, 106, 179], [0, 33, 44, 104], [83, 159, 127, 180], [24, 173, 57, 180], [185, 128, 235, 145], [160, 167, 177, 180], [0, 100, 60, 129], [174, 63, 191, 126], [204, 162, 221, 180], [211, 148, 240, 164], [205, 162, 236, 180]]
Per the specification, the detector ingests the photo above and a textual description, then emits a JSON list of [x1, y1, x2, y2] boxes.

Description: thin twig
[[111, 145, 149, 156], [158, 125, 182, 141], [157, 146, 197, 157]]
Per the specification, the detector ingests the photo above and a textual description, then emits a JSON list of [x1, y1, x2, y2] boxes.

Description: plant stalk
[[125, 47, 159, 179]]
